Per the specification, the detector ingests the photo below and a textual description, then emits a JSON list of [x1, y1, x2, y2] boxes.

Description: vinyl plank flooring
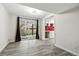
[[0, 39, 75, 56]]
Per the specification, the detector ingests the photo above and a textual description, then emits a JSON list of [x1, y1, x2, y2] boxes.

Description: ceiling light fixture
[[31, 8, 43, 15]]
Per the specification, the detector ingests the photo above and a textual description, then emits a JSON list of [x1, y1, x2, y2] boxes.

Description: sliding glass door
[[20, 18, 36, 39]]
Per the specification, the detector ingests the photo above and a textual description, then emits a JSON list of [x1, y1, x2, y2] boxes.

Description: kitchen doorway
[[45, 17, 55, 41]]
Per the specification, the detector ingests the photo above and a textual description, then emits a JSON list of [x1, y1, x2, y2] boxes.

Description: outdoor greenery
[[20, 19, 36, 36]]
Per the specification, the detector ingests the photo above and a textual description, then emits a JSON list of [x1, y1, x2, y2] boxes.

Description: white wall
[[39, 18, 45, 40], [0, 4, 11, 52], [0, 4, 17, 52], [54, 7, 79, 55], [45, 17, 54, 25], [8, 15, 17, 43]]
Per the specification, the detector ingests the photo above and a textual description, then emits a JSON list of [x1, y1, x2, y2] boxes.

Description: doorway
[[20, 17, 37, 40], [45, 17, 55, 40]]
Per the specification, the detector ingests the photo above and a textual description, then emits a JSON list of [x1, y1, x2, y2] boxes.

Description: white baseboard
[[55, 44, 79, 56], [0, 42, 9, 53]]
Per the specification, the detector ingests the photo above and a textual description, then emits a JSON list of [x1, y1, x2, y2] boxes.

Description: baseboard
[[0, 42, 9, 53], [55, 44, 79, 56]]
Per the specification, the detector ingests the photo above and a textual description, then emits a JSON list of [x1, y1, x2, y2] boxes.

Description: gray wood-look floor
[[0, 39, 75, 56]]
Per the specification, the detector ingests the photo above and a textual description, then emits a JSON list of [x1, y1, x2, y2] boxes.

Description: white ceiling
[[3, 3, 52, 19], [20, 3, 79, 14], [2, 3, 79, 19]]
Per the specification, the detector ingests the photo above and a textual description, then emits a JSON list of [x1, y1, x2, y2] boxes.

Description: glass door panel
[[20, 18, 36, 39]]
